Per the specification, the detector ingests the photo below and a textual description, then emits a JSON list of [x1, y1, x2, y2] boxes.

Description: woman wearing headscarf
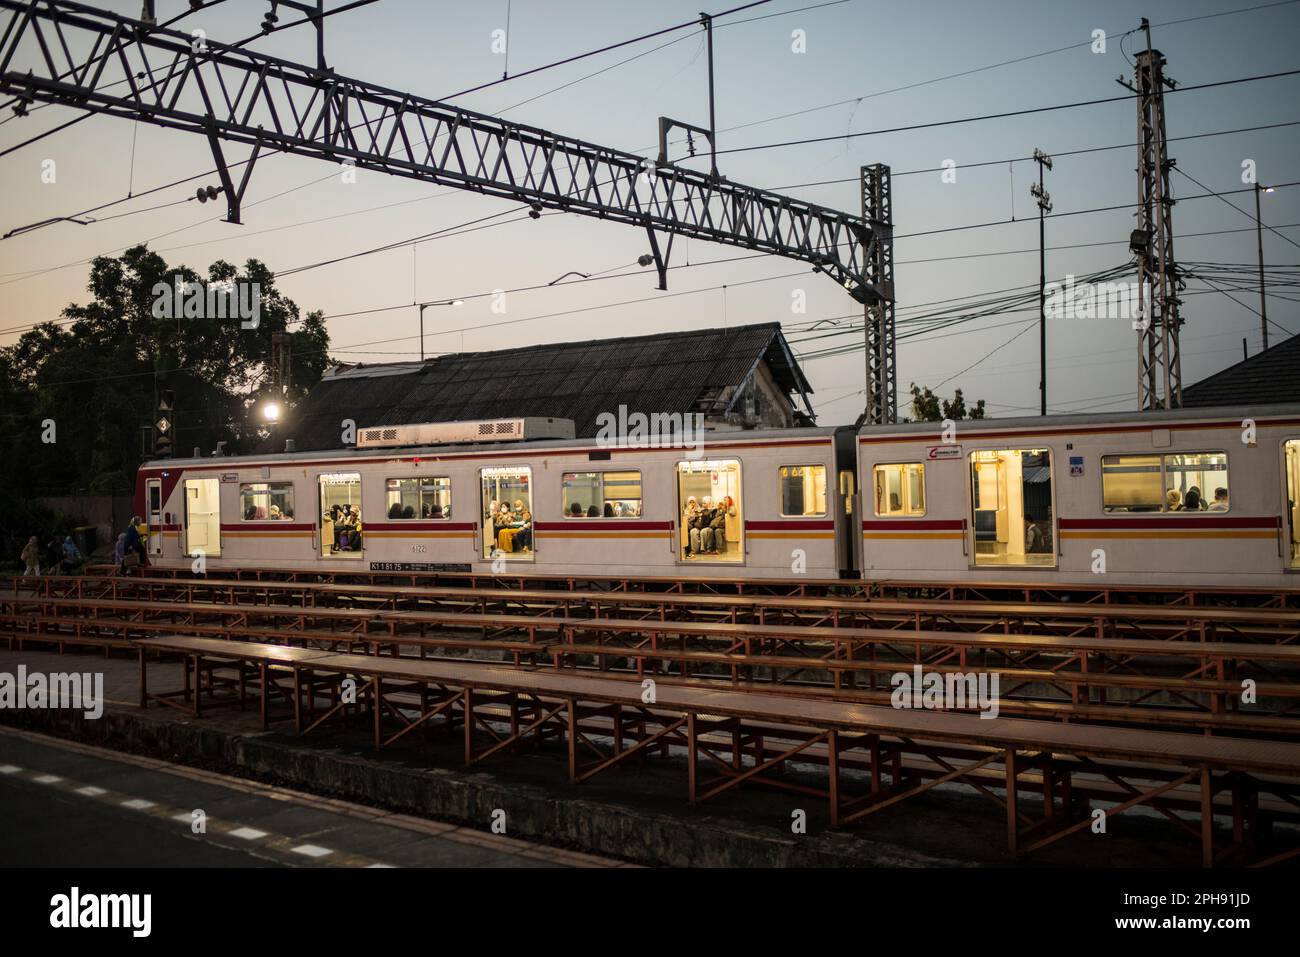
[[21, 536, 41, 576], [683, 496, 700, 556]]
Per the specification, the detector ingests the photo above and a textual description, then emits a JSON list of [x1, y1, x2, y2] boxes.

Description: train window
[[481, 467, 533, 560], [319, 472, 363, 558], [385, 477, 451, 519], [872, 463, 925, 517], [779, 466, 827, 517], [969, 449, 1054, 567], [562, 470, 642, 518], [1101, 452, 1229, 513], [676, 460, 743, 563], [1101, 455, 1163, 512], [1163, 452, 1228, 512], [1286, 441, 1300, 567], [240, 482, 295, 521]]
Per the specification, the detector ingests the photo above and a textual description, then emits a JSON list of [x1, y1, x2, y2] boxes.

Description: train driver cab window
[[779, 465, 827, 517], [481, 467, 533, 560], [969, 449, 1054, 566], [873, 463, 925, 516], [240, 482, 295, 521], [319, 472, 363, 558], [676, 459, 743, 563], [385, 477, 451, 519], [562, 470, 642, 518], [1286, 440, 1300, 568]]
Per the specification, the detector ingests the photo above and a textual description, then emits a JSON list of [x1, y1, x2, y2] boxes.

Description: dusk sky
[[2, 0, 1297, 423]]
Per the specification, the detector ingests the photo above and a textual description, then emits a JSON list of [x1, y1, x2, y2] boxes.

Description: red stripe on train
[[862, 519, 964, 530]]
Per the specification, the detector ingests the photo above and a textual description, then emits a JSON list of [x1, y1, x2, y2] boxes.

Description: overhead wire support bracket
[[0, 0, 879, 302]]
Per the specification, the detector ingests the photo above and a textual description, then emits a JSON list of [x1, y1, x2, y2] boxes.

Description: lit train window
[[1101, 452, 1228, 513], [240, 482, 295, 521], [872, 463, 925, 517], [676, 460, 743, 564], [481, 467, 533, 560], [969, 449, 1054, 567], [1163, 452, 1228, 512], [779, 466, 827, 517], [385, 477, 451, 519], [562, 470, 642, 518]]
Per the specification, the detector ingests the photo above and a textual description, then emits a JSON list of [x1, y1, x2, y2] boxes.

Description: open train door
[[1285, 440, 1300, 569], [145, 478, 163, 556]]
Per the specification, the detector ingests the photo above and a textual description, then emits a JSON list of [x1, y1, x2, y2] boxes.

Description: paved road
[[0, 728, 617, 868]]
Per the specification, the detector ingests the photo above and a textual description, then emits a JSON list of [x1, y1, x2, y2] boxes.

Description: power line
[[714, 67, 1300, 156]]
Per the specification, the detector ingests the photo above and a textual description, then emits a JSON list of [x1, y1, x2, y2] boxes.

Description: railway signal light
[[154, 389, 175, 458]]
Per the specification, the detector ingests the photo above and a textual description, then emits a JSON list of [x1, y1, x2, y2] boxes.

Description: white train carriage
[[134, 423, 854, 580], [856, 404, 1300, 588]]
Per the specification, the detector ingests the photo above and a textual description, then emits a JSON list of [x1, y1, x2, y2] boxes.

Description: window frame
[[1100, 450, 1230, 515], [777, 464, 829, 518], [238, 481, 296, 523], [383, 476, 452, 521], [871, 461, 927, 518], [560, 469, 644, 520]]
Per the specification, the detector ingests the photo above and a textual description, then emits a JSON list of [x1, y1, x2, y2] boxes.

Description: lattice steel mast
[[1124, 19, 1184, 410], [860, 164, 896, 424]]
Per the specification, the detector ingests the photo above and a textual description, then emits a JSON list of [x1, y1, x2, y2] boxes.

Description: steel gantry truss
[[0, 0, 889, 312]]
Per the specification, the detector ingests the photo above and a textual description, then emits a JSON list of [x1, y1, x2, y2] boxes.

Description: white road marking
[[121, 798, 157, 810], [291, 844, 334, 859], [76, 786, 108, 796], [33, 774, 62, 784], [0, 764, 21, 774], [229, 826, 269, 841]]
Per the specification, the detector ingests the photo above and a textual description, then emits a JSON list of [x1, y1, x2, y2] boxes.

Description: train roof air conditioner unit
[[355, 417, 575, 449]]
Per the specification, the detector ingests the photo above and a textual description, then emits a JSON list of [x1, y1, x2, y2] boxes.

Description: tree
[[2, 245, 331, 497], [907, 383, 986, 422]]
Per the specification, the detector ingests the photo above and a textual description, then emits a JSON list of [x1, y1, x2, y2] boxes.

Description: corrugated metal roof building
[[265, 322, 815, 452], [1182, 333, 1300, 408]]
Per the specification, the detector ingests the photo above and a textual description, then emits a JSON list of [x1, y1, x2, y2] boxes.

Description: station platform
[[0, 644, 1254, 868]]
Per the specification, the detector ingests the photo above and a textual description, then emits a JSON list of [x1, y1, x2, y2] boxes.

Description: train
[[133, 403, 1300, 588]]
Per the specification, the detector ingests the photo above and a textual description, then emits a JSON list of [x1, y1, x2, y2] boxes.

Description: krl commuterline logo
[[890, 665, 1000, 719], [50, 888, 151, 937], [0, 666, 103, 719]]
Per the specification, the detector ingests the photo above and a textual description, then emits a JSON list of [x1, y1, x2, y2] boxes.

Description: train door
[[145, 478, 163, 556], [675, 459, 744, 564], [1286, 440, 1300, 568], [319, 472, 364, 559], [182, 478, 221, 558], [480, 467, 534, 560], [969, 448, 1055, 567]]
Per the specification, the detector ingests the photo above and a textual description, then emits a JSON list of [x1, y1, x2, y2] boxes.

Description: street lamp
[[417, 298, 464, 361], [262, 400, 281, 423], [1255, 183, 1275, 352]]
